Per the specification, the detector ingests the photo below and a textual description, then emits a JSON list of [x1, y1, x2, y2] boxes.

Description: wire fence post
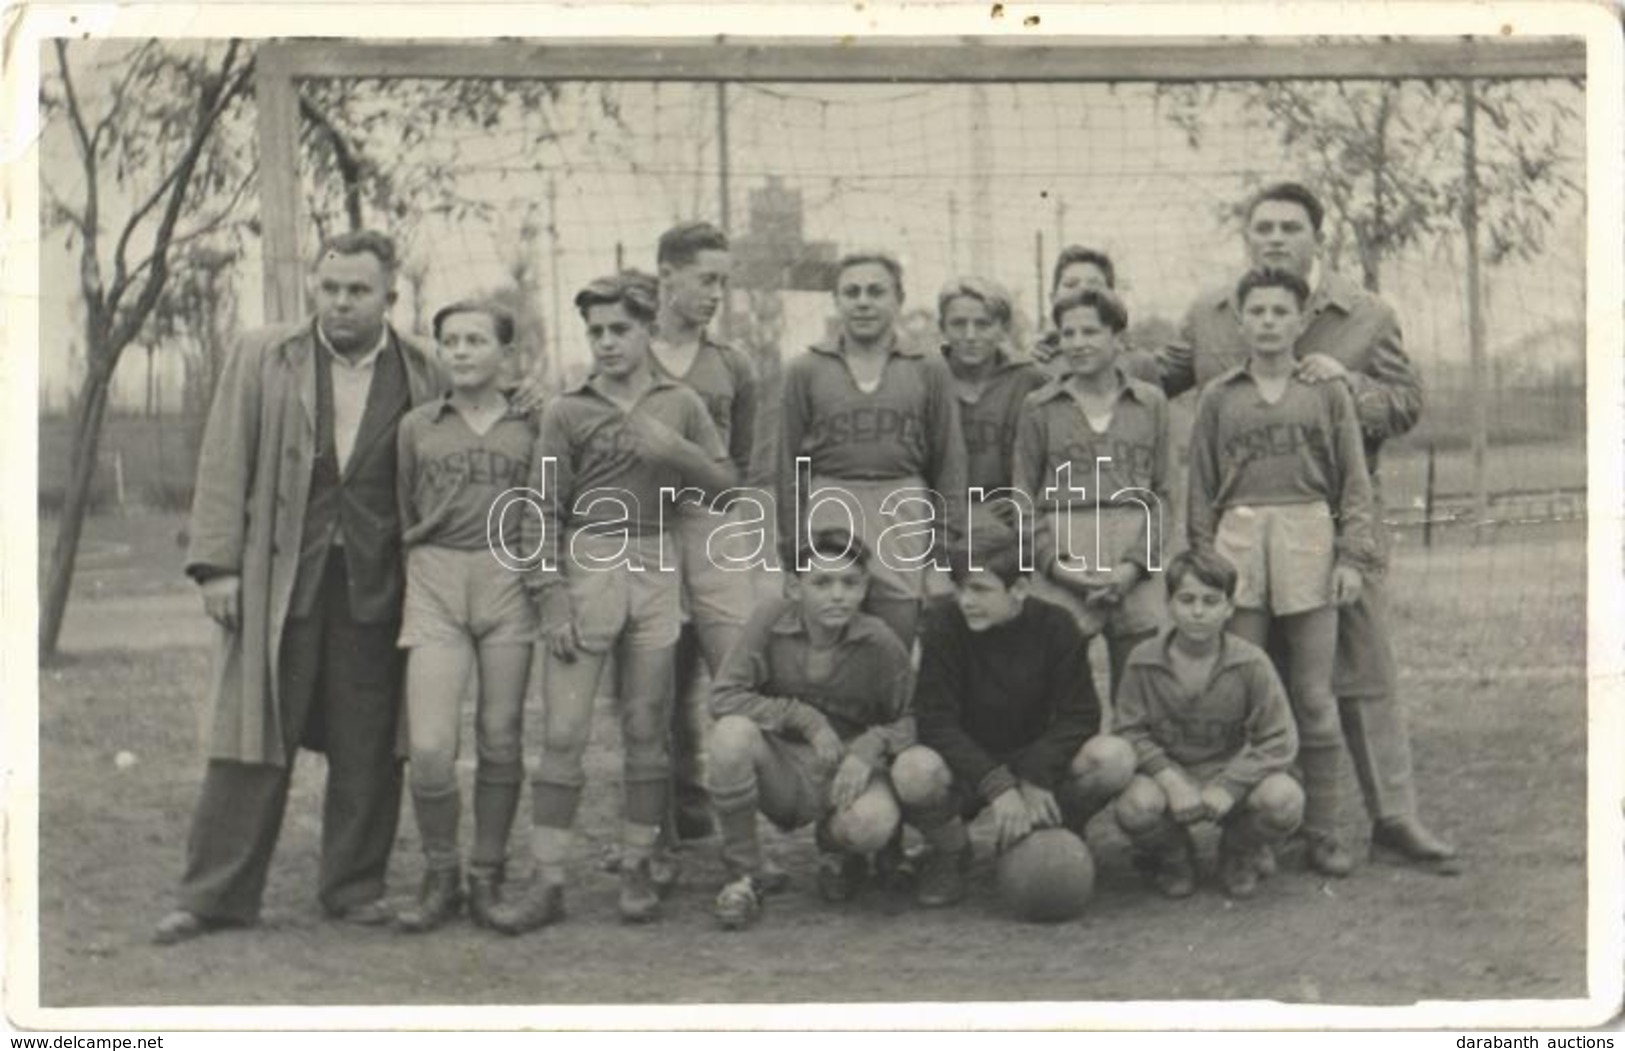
[[1424, 441, 1437, 548]]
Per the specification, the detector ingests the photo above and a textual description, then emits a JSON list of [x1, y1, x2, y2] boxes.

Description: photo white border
[[4, 0, 1621, 1034]]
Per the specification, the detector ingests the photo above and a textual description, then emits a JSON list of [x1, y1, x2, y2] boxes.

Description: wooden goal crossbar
[[255, 37, 1587, 322]]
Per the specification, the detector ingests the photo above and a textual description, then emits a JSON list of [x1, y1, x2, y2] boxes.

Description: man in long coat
[[1161, 181, 1458, 874], [154, 230, 443, 944]]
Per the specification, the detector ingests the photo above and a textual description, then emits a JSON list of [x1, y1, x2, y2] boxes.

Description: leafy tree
[[39, 39, 255, 659], [1157, 76, 1582, 291]]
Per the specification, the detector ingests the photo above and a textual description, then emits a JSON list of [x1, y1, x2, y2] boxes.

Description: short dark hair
[[793, 528, 871, 574], [1234, 267, 1311, 312], [1051, 246, 1116, 294], [658, 221, 730, 268], [947, 538, 1027, 588], [834, 251, 905, 301], [1165, 549, 1238, 600], [315, 230, 399, 277], [937, 276, 1014, 330], [431, 299, 516, 345], [1245, 181, 1326, 234], [574, 269, 659, 325], [1051, 287, 1129, 333]]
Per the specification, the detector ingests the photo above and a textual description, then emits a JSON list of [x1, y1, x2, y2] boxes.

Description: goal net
[[272, 47, 1586, 680]]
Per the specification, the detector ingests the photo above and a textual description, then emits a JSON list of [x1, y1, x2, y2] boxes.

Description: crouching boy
[[706, 529, 916, 930], [1112, 549, 1304, 900], [893, 540, 1136, 908]]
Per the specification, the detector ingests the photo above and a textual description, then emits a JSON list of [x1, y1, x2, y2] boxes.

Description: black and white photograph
[[8, 0, 1622, 1032]]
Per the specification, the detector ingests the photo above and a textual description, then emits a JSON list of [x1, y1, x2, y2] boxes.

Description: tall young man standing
[[1161, 181, 1457, 872], [650, 222, 760, 844]]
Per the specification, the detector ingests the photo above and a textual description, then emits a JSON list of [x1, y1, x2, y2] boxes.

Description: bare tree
[[39, 40, 255, 659]]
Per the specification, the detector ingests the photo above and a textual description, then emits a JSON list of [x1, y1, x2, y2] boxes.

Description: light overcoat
[[185, 321, 441, 766]]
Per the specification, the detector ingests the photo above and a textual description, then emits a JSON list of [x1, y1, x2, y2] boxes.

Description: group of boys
[[155, 179, 1456, 947]]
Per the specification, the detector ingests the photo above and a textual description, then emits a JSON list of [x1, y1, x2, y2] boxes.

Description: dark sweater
[[914, 595, 1102, 802]]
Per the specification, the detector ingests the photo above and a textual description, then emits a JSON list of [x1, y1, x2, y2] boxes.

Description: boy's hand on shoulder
[[1332, 564, 1364, 607], [1017, 781, 1062, 829], [509, 369, 549, 414], [1199, 784, 1236, 821], [830, 754, 872, 812], [1294, 353, 1351, 385], [991, 788, 1035, 851]]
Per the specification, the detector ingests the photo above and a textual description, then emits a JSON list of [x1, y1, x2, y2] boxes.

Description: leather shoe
[[333, 899, 395, 926], [396, 868, 464, 934], [1305, 832, 1356, 878], [153, 910, 214, 946], [1373, 816, 1461, 873], [488, 878, 565, 936], [467, 869, 504, 929]]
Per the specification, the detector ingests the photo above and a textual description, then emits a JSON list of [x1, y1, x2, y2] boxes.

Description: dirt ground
[[27, 513, 1593, 1010]]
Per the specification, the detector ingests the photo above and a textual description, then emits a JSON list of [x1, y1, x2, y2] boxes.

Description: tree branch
[[54, 40, 105, 338], [106, 41, 248, 355], [54, 41, 95, 168], [299, 91, 366, 231], [107, 46, 251, 321], [43, 184, 88, 234], [118, 164, 259, 291], [88, 40, 158, 155]]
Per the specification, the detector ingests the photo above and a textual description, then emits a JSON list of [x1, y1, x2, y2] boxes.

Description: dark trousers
[[176, 555, 405, 923]]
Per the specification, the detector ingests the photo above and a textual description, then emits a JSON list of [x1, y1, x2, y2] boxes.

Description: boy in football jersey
[[1012, 287, 1169, 706], [393, 301, 537, 932], [489, 272, 736, 933], [707, 529, 916, 930], [893, 538, 1136, 908], [1113, 549, 1304, 900], [937, 277, 1046, 552], [778, 252, 968, 649], [1186, 266, 1378, 877], [650, 221, 761, 846]]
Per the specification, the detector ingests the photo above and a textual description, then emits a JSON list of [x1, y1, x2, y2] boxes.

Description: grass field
[[28, 511, 1591, 1011]]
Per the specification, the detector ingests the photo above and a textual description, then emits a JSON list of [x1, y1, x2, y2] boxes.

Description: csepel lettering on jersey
[[417, 448, 531, 495], [580, 419, 644, 472], [805, 406, 924, 448], [1220, 421, 1331, 468], [1052, 438, 1158, 487], [1149, 715, 1245, 755], [963, 417, 1016, 460]]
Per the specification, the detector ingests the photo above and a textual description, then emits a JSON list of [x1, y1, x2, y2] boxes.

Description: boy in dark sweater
[[892, 539, 1135, 908], [1113, 549, 1304, 900]]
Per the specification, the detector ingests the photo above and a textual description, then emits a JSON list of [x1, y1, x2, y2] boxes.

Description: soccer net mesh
[[286, 72, 1585, 679]]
